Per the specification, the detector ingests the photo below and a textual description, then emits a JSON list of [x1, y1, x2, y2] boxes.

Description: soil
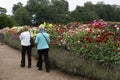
[[0, 44, 89, 80]]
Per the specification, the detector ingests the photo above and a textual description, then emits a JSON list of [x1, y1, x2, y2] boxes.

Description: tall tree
[[12, 2, 23, 15], [0, 7, 7, 14], [25, 0, 50, 25], [113, 5, 120, 21], [25, 0, 69, 25], [95, 2, 115, 21], [26, 0, 49, 15], [49, 0, 69, 23], [12, 2, 32, 26], [70, 2, 99, 23], [84, 2, 99, 22], [13, 7, 32, 26], [0, 14, 16, 29]]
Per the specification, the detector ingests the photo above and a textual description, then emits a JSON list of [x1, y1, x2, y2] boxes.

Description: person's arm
[[35, 35, 38, 44], [19, 33, 23, 41]]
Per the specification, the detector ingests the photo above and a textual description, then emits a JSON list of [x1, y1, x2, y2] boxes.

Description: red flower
[[83, 44, 87, 48], [96, 37, 102, 42], [101, 32, 105, 35], [80, 37, 85, 43], [118, 50, 120, 52], [103, 39, 107, 43], [86, 36, 92, 43], [115, 42, 120, 46], [102, 32, 115, 43], [105, 32, 114, 36], [60, 29, 64, 33], [58, 36, 63, 41]]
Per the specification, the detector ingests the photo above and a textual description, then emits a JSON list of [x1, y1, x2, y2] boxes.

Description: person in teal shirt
[[35, 25, 50, 72]]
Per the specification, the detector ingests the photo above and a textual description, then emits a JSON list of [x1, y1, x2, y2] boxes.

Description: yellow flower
[[48, 24, 54, 28], [11, 26, 17, 29]]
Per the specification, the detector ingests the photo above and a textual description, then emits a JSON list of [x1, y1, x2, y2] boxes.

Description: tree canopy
[[0, 14, 16, 29], [1, 1, 120, 27], [0, 7, 7, 14]]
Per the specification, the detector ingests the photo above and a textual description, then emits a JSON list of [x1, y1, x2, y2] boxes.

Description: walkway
[[0, 44, 88, 80]]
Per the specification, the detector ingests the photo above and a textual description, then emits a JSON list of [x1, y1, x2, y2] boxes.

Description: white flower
[[116, 27, 119, 31], [67, 47, 70, 50], [98, 29, 101, 32], [85, 28, 90, 31], [98, 35, 100, 37], [58, 44, 61, 46], [114, 25, 118, 28], [77, 41, 80, 44]]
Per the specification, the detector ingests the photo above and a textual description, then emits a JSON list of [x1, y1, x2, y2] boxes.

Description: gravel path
[[0, 44, 88, 80]]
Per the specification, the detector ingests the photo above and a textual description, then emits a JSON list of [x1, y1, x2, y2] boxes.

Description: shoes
[[20, 64, 31, 68], [20, 65, 25, 67], [28, 66, 31, 68], [38, 68, 43, 70], [46, 69, 50, 73]]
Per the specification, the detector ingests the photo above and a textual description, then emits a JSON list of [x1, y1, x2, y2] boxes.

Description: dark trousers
[[21, 46, 31, 67], [37, 48, 50, 71]]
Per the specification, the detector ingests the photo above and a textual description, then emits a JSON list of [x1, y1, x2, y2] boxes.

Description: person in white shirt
[[19, 26, 32, 68]]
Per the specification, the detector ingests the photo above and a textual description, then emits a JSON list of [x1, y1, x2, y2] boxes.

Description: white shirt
[[19, 31, 31, 46]]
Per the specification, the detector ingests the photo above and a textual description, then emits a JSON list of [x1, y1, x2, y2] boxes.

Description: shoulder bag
[[41, 32, 49, 44]]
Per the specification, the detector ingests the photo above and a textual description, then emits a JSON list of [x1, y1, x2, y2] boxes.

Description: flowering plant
[[2, 19, 120, 65]]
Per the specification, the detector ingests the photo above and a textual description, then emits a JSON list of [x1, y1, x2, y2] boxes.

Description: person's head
[[23, 26, 29, 31], [39, 24, 45, 30], [39, 24, 45, 32]]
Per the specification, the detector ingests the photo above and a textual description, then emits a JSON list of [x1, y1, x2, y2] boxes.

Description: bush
[[0, 14, 16, 29]]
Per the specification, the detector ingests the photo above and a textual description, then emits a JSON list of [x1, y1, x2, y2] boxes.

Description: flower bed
[[2, 19, 120, 80]]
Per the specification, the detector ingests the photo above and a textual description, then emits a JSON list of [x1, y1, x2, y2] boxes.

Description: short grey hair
[[39, 24, 44, 30]]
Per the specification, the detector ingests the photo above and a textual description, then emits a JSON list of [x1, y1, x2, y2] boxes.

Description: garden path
[[0, 44, 89, 80]]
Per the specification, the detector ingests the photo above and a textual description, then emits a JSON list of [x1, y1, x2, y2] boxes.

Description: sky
[[0, 0, 120, 15]]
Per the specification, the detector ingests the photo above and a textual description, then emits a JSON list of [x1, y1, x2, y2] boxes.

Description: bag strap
[[41, 32, 49, 44]]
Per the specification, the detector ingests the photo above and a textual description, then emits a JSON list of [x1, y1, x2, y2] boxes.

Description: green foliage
[[12, 0, 69, 25], [70, 3, 99, 23], [12, 2, 23, 14], [0, 14, 16, 29], [1, 19, 120, 80], [0, 7, 7, 14], [13, 7, 32, 26], [11, 0, 120, 25], [4, 36, 120, 80], [86, 40, 119, 66], [64, 33, 119, 66]]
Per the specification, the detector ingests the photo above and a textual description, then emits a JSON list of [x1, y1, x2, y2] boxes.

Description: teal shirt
[[35, 32, 50, 50]]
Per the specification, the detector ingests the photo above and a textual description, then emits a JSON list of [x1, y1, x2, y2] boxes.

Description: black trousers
[[37, 48, 50, 71], [21, 46, 32, 67]]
